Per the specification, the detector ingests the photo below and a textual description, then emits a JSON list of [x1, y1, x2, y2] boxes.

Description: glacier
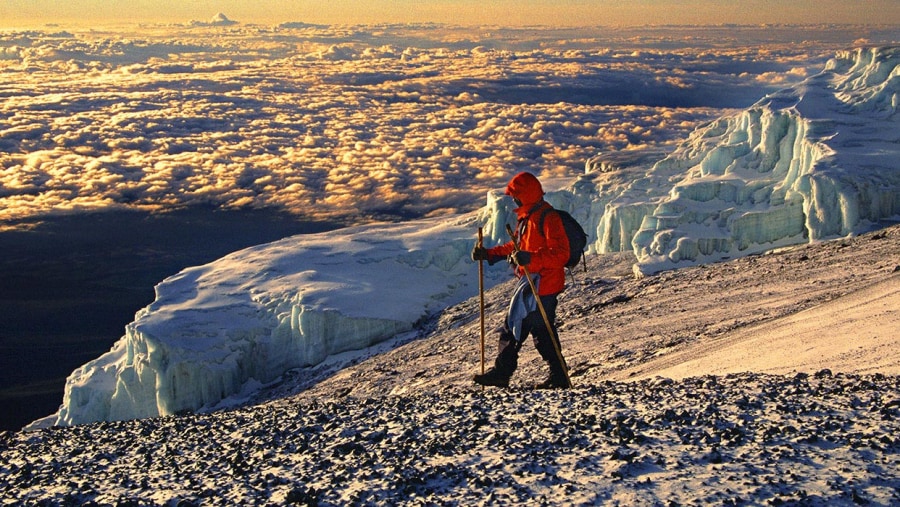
[[585, 46, 900, 275], [45, 199, 518, 427], [39, 46, 900, 428]]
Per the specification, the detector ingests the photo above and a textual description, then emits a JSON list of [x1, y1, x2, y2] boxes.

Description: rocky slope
[[1, 224, 899, 506]]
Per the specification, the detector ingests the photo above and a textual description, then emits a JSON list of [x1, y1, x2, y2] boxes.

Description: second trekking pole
[[505, 223, 572, 388], [477, 227, 486, 387]]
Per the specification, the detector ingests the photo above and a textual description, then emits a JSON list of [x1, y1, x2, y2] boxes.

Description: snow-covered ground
[[2, 224, 898, 505]]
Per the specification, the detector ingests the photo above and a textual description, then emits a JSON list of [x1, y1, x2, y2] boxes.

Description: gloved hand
[[473, 244, 504, 265], [508, 250, 532, 267], [471, 245, 489, 262]]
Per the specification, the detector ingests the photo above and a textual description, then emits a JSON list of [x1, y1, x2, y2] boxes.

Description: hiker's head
[[505, 172, 544, 207]]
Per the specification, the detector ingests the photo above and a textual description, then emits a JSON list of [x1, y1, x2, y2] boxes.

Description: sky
[[1, 0, 899, 28]]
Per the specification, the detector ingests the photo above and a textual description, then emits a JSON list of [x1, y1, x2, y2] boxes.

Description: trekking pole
[[477, 227, 486, 387], [506, 224, 572, 388]]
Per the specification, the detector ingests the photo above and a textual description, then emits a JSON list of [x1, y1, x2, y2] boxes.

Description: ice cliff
[[576, 46, 900, 275], [42, 47, 900, 427], [45, 207, 521, 427]]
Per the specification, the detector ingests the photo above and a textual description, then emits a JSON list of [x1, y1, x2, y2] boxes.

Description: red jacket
[[488, 173, 570, 296]]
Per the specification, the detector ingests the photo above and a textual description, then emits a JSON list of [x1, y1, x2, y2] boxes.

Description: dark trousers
[[494, 293, 566, 377]]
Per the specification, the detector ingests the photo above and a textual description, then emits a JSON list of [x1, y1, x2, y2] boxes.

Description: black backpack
[[537, 207, 588, 271]]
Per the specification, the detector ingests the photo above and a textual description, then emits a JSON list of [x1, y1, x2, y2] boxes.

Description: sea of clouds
[[3, 22, 893, 227]]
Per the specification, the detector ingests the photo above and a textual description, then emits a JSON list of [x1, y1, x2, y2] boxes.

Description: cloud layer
[[1, 23, 892, 225]]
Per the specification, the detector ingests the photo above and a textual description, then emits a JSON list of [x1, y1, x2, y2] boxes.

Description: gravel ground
[[1, 224, 899, 506]]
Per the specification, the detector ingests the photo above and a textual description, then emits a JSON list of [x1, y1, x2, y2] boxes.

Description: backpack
[[538, 207, 588, 271]]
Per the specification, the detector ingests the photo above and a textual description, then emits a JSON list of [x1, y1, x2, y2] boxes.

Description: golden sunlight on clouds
[[1, 23, 896, 225]]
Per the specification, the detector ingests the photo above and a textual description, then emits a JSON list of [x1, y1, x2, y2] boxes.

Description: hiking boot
[[534, 372, 570, 390], [473, 368, 511, 388]]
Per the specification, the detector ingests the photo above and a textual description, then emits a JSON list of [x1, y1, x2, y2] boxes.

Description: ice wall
[[47, 211, 519, 427], [565, 46, 899, 275]]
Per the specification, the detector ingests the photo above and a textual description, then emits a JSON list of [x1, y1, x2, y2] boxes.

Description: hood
[[505, 172, 544, 207]]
